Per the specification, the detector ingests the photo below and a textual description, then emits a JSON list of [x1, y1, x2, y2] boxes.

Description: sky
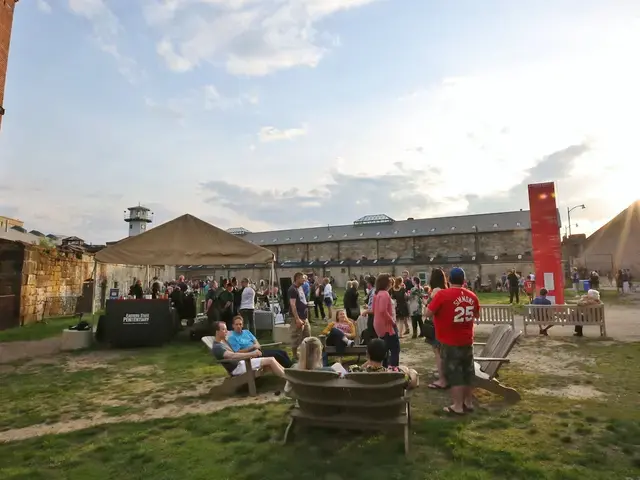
[[1, 0, 639, 244]]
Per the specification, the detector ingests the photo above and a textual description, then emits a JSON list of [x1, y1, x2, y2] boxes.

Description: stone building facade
[[179, 211, 535, 287], [0, 239, 175, 328], [0, 0, 18, 131]]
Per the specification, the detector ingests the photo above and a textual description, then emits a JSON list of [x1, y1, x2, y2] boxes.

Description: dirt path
[[0, 337, 62, 364], [0, 392, 285, 443]]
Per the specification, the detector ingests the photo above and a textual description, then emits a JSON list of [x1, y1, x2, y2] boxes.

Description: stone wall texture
[[0, 239, 176, 325], [179, 230, 535, 287]]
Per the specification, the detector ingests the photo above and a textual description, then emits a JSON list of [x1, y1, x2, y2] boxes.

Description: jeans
[[381, 333, 400, 368], [411, 314, 424, 337], [261, 349, 292, 368], [509, 288, 519, 304], [239, 309, 255, 333], [326, 327, 349, 353], [313, 298, 325, 319]]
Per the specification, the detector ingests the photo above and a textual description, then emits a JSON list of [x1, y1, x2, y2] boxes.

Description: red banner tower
[[527, 182, 565, 304]]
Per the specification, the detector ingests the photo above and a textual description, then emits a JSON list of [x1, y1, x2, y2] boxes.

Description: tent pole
[[146, 265, 150, 295]]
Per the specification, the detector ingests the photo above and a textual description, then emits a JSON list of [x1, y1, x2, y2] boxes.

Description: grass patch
[[1, 401, 639, 480], [0, 339, 227, 431]]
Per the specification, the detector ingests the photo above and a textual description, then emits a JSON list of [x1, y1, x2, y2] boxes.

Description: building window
[[130, 224, 133, 229]]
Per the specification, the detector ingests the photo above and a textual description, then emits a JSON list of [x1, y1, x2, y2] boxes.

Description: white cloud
[[145, 84, 259, 121], [36, 0, 52, 14], [258, 125, 307, 142], [143, 0, 379, 75], [67, 0, 143, 83]]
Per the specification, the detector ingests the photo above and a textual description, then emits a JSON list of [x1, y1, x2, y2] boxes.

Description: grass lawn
[[0, 316, 97, 343], [1, 329, 640, 479]]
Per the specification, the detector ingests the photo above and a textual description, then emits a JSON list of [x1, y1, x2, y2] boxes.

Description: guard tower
[[124, 205, 153, 237]]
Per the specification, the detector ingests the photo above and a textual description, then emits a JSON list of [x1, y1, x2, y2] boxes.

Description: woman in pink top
[[372, 274, 400, 367]]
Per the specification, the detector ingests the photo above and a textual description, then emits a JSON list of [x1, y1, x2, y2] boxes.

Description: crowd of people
[[208, 267, 481, 416]]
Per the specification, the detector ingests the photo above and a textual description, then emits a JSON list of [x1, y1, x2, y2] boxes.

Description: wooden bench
[[201, 336, 283, 396], [476, 304, 516, 328], [283, 369, 412, 455], [318, 318, 368, 364], [473, 324, 522, 403], [522, 304, 606, 336]]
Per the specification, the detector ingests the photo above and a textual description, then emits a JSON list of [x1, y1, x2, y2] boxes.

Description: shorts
[[231, 358, 263, 376], [290, 319, 311, 348], [324, 297, 333, 307], [440, 344, 474, 387]]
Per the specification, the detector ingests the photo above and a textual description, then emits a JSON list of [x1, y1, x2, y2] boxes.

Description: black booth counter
[[102, 299, 177, 348]]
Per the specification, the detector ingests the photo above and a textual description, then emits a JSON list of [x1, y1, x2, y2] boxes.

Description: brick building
[[178, 211, 536, 287], [0, 0, 18, 131]]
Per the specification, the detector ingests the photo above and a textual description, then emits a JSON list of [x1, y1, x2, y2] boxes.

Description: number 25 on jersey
[[453, 306, 475, 323]]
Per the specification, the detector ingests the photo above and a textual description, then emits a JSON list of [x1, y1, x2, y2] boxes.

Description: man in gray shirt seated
[[211, 321, 286, 378]]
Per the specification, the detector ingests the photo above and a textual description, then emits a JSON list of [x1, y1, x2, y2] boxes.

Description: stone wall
[[177, 230, 535, 287], [8, 241, 176, 324]]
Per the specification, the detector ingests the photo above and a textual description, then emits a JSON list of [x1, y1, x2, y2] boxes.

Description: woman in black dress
[[343, 281, 360, 321], [391, 277, 410, 336]]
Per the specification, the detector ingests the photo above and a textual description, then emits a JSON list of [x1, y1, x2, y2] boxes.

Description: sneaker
[[347, 340, 355, 347]]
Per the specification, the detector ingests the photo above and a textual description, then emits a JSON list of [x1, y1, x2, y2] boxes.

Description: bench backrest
[[284, 369, 407, 419], [478, 328, 522, 379], [477, 305, 515, 326], [523, 304, 605, 325]]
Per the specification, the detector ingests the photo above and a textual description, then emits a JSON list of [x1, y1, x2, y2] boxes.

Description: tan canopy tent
[[95, 214, 275, 266]]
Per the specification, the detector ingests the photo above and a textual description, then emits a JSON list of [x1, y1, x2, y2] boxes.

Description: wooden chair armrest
[[474, 357, 510, 363], [260, 342, 282, 348]]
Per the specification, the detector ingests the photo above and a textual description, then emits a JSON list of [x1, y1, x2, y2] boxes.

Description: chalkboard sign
[[109, 288, 120, 299]]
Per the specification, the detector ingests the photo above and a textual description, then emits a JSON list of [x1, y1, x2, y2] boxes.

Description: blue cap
[[449, 267, 465, 284]]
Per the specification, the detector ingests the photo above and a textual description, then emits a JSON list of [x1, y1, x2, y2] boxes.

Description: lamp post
[[567, 204, 585, 237]]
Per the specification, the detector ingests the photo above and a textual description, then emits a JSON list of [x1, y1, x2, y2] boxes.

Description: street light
[[567, 204, 585, 237]]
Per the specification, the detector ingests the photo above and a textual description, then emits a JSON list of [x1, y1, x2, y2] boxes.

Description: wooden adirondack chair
[[473, 325, 522, 403], [283, 369, 412, 455], [201, 336, 283, 397]]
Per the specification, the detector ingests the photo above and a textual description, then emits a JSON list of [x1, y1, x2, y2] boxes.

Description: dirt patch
[[63, 351, 132, 372], [0, 392, 285, 443], [128, 365, 161, 375], [510, 338, 595, 377], [530, 385, 605, 400]]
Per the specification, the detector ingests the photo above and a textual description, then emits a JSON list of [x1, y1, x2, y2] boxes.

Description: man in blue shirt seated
[[227, 315, 293, 367], [531, 288, 553, 336]]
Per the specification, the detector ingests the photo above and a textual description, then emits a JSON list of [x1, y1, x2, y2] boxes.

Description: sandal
[[443, 406, 465, 416], [428, 383, 448, 390], [463, 404, 475, 413]]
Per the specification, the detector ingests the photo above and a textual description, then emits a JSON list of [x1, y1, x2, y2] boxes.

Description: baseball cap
[[449, 267, 465, 285]]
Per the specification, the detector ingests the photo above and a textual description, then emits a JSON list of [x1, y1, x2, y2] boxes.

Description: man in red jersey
[[426, 267, 479, 415]]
